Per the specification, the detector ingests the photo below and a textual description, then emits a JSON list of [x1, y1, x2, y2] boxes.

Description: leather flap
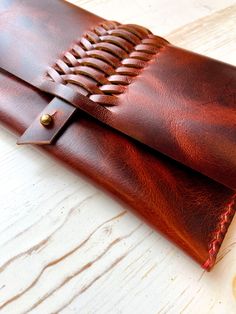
[[1, 0, 236, 190]]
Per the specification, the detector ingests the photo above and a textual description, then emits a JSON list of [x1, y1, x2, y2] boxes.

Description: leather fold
[[0, 0, 236, 270], [0, 0, 236, 190]]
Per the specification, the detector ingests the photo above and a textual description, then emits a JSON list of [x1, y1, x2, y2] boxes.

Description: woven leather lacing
[[47, 21, 168, 106]]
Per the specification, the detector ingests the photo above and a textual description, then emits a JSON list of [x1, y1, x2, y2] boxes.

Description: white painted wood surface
[[0, 1, 236, 313]]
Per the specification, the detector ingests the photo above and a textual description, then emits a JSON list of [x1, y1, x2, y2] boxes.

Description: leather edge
[[202, 194, 236, 271]]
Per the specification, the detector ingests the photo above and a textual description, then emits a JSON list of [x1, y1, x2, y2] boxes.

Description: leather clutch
[[0, 0, 235, 270]]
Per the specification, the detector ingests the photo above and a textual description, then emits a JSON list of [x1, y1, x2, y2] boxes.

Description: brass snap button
[[40, 114, 53, 127]]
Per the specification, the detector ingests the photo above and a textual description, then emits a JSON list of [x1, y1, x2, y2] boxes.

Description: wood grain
[[0, 1, 235, 313]]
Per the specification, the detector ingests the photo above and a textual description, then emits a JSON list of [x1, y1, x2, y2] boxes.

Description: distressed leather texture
[[0, 0, 236, 270]]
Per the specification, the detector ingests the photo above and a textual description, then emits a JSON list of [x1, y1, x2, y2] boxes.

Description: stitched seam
[[47, 20, 169, 106], [202, 194, 236, 270]]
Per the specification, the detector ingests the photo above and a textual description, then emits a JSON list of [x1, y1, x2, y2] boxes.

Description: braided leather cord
[[47, 21, 169, 106]]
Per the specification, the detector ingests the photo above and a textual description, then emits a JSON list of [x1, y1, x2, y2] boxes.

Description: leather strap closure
[[17, 97, 76, 145], [17, 82, 112, 144], [16, 20, 168, 145]]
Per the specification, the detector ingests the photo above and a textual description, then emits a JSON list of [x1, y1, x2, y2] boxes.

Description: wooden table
[[0, 1, 236, 313]]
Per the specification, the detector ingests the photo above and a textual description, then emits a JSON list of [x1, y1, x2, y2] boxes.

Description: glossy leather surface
[[0, 0, 235, 270], [1, 0, 235, 190], [1, 68, 235, 270], [111, 46, 236, 190]]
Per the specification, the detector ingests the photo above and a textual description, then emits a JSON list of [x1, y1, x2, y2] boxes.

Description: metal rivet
[[40, 114, 53, 127]]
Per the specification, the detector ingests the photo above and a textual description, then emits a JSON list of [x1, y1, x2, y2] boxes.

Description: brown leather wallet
[[0, 0, 235, 271]]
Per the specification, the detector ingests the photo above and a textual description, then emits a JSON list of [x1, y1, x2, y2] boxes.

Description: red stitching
[[202, 194, 236, 271]]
